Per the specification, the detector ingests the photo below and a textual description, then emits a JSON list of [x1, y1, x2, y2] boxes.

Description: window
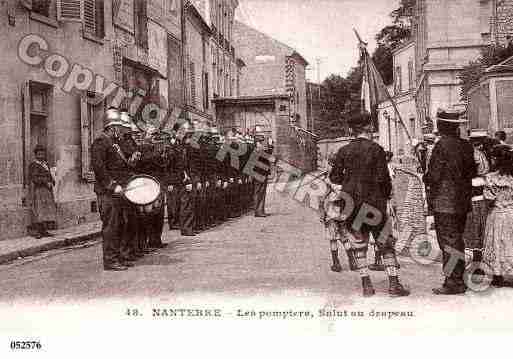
[[190, 62, 196, 106], [83, 0, 105, 39], [203, 72, 209, 110], [410, 117, 416, 137], [394, 66, 402, 94], [408, 60, 414, 90], [33, 0, 52, 17], [80, 92, 106, 181], [202, 37, 207, 64]]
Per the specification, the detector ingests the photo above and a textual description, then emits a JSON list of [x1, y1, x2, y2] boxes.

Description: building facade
[[232, 20, 309, 129], [378, 41, 418, 155], [0, 0, 183, 240], [414, 0, 496, 128]]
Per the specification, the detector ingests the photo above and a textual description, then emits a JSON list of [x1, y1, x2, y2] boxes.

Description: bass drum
[[124, 175, 163, 216]]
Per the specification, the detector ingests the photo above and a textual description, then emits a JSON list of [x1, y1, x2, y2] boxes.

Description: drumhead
[[124, 175, 161, 205]]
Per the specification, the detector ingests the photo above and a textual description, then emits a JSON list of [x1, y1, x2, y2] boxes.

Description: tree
[[371, 1, 415, 85], [316, 74, 350, 139], [459, 43, 513, 101]]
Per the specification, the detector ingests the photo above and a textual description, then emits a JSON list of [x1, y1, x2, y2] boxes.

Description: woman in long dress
[[482, 145, 513, 287], [28, 144, 57, 238]]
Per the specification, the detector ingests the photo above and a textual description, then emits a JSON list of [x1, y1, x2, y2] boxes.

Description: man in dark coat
[[424, 109, 477, 295], [91, 107, 135, 271], [329, 112, 409, 297], [253, 136, 273, 217]]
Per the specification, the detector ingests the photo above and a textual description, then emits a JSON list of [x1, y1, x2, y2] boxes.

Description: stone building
[[232, 20, 309, 129], [0, 0, 183, 240], [378, 41, 418, 155], [413, 0, 500, 127], [188, 0, 242, 122], [411, 0, 513, 137], [184, 2, 213, 126]]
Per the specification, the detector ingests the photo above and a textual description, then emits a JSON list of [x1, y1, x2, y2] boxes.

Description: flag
[[355, 30, 411, 141], [359, 42, 389, 126]]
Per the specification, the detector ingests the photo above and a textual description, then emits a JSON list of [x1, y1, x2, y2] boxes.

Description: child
[[482, 145, 513, 287]]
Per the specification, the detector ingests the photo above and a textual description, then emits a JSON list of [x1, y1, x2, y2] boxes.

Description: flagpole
[[353, 29, 412, 143]]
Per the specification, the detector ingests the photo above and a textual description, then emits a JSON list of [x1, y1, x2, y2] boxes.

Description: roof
[[234, 20, 309, 66], [213, 94, 289, 106], [186, 2, 212, 34]]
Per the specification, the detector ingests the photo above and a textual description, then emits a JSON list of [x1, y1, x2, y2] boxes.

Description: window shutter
[[80, 97, 95, 182], [57, 0, 84, 22], [83, 0, 96, 34]]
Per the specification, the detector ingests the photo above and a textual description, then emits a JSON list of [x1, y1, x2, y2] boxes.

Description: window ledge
[[30, 12, 58, 28], [83, 31, 105, 45]]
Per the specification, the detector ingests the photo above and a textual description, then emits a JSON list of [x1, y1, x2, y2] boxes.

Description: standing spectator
[[28, 144, 57, 239], [482, 145, 513, 287], [463, 132, 490, 264], [424, 109, 476, 295], [495, 130, 507, 145]]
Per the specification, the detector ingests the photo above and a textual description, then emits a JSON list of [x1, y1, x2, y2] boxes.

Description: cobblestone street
[[1, 188, 512, 313]]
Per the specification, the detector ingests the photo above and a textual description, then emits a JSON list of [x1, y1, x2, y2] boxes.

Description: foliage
[[315, 1, 415, 139], [459, 43, 513, 101]]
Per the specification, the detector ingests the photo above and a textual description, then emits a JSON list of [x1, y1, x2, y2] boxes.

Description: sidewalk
[[0, 221, 101, 265]]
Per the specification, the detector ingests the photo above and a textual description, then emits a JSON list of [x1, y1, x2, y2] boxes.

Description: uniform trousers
[[180, 186, 195, 235], [166, 186, 182, 229], [434, 212, 468, 287], [97, 194, 131, 265], [253, 177, 268, 216]]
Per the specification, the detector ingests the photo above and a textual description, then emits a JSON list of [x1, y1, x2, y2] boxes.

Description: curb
[[0, 230, 101, 265]]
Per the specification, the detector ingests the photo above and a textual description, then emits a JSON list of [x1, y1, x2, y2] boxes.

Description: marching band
[[91, 107, 272, 271]]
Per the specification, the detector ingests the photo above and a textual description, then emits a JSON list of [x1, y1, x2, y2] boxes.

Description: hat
[[436, 108, 467, 123]]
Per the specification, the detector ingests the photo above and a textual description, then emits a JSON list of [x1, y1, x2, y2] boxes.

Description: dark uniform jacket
[[329, 137, 391, 215], [186, 141, 203, 183], [253, 142, 273, 178], [423, 135, 476, 214], [167, 141, 187, 186], [91, 133, 134, 195]]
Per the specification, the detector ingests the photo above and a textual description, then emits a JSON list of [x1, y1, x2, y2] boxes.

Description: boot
[[331, 250, 342, 272], [492, 275, 504, 287], [388, 276, 410, 297], [361, 276, 375, 297], [369, 248, 385, 271]]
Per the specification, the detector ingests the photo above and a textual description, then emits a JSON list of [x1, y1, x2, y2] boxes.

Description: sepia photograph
[[1, 0, 513, 357]]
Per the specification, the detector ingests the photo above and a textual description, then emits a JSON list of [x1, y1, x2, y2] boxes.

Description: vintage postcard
[[1, 0, 513, 357]]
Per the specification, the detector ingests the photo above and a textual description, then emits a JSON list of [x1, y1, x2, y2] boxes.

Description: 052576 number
[[10, 341, 42, 350]]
